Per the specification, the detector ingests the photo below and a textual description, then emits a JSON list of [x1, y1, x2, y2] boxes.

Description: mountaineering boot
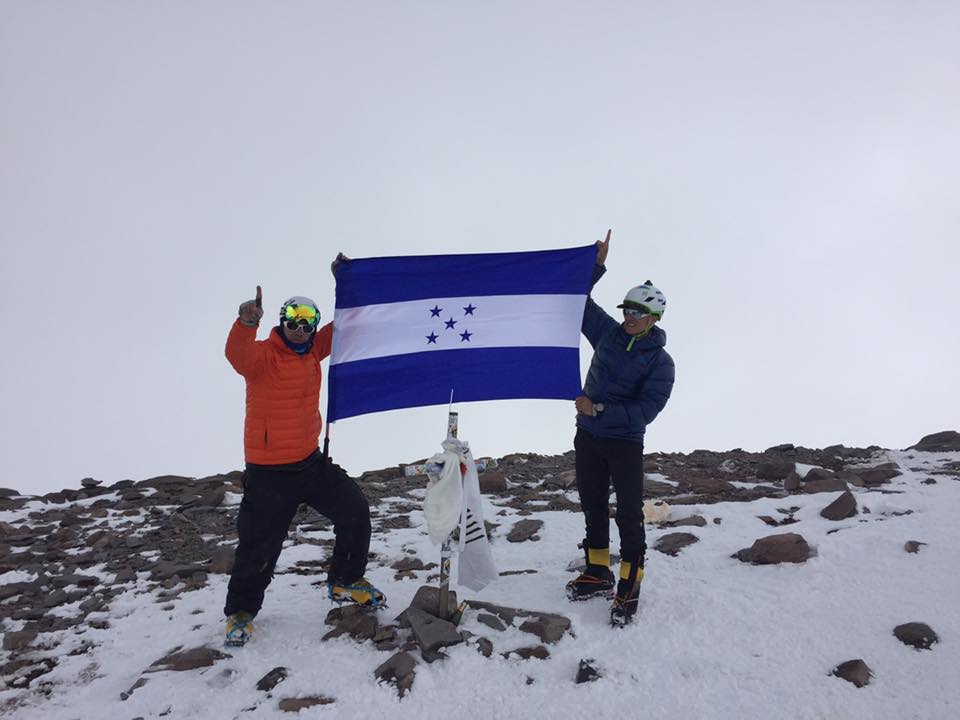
[[610, 560, 644, 627], [327, 577, 387, 608], [225, 610, 254, 646], [565, 544, 615, 601]]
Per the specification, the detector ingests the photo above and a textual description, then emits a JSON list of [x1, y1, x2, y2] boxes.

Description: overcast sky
[[2, 2, 958, 495]]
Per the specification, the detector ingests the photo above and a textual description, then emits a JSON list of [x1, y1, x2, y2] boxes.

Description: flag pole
[[439, 393, 457, 619]]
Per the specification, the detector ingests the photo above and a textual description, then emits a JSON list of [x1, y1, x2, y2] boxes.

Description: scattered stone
[[322, 605, 378, 642], [783, 471, 801, 492], [517, 614, 571, 644], [208, 547, 235, 574], [846, 463, 902, 487], [474, 637, 494, 657], [663, 515, 707, 528], [910, 430, 960, 452], [278, 696, 335, 711], [803, 477, 849, 494], [903, 541, 927, 554], [820, 491, 858, 521], [737, 533, 811, 564], [893, 622, 939, 650], [374, 651, 416, 697], [654, 532, 699, 556], [80, 478, 102, 488], [507, 519, 543, 542], [542, 470, 577, 490], [832, 659, 872, 687], [120, 677, 149, 701], [2, 629, 38, 651], [576, 659, 601, 684], [504, 645, 550, 660], [404, 585, 459, 620], [147, 646, 231, 672], [757, 459, 795, 481], [256, 667, 289, 692], [477, 613, 507, 632], [404, 607, 463, 652], [478, 471, 507, 493]]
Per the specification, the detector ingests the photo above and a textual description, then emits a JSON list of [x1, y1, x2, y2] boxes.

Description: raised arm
[[226, 286, 267, 378]]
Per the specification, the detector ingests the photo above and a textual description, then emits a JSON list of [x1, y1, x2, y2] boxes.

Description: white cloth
[[423, 440, 464, 545], [456, 442, 498, 591]]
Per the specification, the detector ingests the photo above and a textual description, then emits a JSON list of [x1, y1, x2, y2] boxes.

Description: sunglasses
[[622, 307, 652, 319], [284, 319, 316, 332]]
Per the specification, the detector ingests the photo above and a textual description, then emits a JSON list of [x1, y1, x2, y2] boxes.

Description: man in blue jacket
[[566, 231, 675, 626]]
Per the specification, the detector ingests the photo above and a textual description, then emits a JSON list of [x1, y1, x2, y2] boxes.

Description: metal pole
[[438, 410, 458, 619]]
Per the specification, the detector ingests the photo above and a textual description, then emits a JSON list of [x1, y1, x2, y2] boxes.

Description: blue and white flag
[[328, 244, 597, 422]]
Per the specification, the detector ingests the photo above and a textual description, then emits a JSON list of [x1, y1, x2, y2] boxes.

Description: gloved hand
[[238, 286, 264, 327], [331, 252, 349, 277]]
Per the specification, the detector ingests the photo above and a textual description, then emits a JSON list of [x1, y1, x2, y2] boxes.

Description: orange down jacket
[[226, 319, 334, 465]]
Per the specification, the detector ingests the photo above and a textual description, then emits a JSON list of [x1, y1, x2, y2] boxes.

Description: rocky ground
[[1, 430, 958, 717]]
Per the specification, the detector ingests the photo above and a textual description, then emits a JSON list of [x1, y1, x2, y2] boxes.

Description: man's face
[[282, 319, 315, 343], [622, 307, 659, 336]]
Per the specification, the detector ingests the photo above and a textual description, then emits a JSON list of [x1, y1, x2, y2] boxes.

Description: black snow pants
[[223, 449, 371, 617], [574, 428, 646, 566]]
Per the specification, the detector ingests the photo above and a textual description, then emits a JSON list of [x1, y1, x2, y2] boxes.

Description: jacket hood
[[618, 323, 667, 350]]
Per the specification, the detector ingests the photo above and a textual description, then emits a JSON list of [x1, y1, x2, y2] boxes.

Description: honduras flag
[[327, 244, 597, 422]]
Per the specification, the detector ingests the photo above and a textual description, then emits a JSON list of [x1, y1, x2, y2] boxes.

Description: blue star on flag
[[463, 303, 476, 315], [426, 332, 438, 344], [445, 318, 457, 329], [430, 305, 442, 317], [460, 329, 472, 342]]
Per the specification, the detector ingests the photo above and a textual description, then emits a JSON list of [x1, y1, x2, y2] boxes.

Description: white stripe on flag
[[331, 294, 586, 365]]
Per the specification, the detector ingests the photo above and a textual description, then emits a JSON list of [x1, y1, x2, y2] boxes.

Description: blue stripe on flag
[[328, 347, 581, 421], [335, 244, 597, 308]]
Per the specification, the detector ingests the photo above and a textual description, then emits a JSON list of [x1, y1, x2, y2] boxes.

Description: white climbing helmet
[[617, 281, 666, 318]]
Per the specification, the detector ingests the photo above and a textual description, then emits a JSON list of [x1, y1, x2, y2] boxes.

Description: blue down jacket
[[576, 265, 675, 442]]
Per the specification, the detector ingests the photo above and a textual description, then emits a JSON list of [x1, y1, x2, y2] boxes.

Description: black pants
[[223, 450, 371, 617], [574, 428, 646, 565]]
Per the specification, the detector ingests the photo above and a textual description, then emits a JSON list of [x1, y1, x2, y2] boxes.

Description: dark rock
[[757, 459, 795, 481], [420, 648, 447, 664], [517, 614, 572, 644], [256, 667, 288, 692], [910, 431, 960, 452], [904, 541, 927, 554], [477, 613, 507, 632], [576, 659, 601, 683], [507, 519, 543, 542], [322, 605, 378, 642], [542, 470, 577, 491], [120, 677, 149, 701], [832, 659, 872, 687], [803, 477, 849, 494], [278, 697, 335, 711], [147, 645, 231, 672], [374, 651, 416, 697], [820, 491, 858, 520], [803, 467, 836, 483], [478, 471, 507, 493], [893, 622, 939, 650], [740, 533, 811, 564], [80, 478, 102, 488], [403, 585, 459, 620], [663, 515, 707, 528], [2, 629, 38, 651], [391, 557, 426, 572], [504, 645, 550, 660], [847, 463, 902, 487], [474, 636, 493, 657], [405, 607, 463, 652], [654, 532, 699, 556], [209, 547, 235, 575], [782, 471, 801, 492]]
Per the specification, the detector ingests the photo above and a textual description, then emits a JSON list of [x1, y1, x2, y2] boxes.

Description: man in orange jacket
[[223, 285, 384, 646]]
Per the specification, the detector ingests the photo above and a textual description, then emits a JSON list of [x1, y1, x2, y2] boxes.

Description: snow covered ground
[[2, 448, 959, 719]]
